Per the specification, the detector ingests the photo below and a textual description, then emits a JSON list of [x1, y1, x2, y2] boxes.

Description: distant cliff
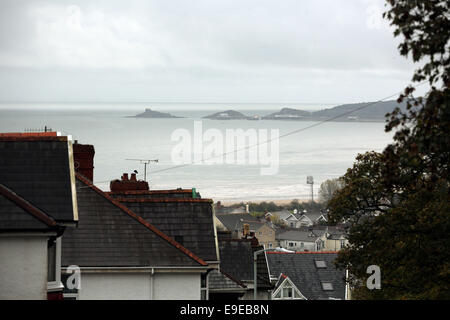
[[263, 100, 408, 121], [203, 110, 251, 120], [131, 108, 183, 118]]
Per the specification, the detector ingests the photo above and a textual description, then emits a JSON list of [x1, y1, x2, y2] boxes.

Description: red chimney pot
[[110, 173, 149, 192]]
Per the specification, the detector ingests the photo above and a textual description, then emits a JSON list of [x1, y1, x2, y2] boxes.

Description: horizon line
[[0, 99, 395, 105]]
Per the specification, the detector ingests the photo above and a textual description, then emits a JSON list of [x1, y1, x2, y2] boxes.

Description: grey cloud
[[0, 0, 422, 103]]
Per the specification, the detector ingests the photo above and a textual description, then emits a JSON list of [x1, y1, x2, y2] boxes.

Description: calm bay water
[[0, 102, 394, 202]]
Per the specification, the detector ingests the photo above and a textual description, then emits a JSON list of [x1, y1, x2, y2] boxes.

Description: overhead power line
[[77, 81, 426, 188]]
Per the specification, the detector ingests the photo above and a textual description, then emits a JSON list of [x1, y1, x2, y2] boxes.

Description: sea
[[0, 102, 394, 203]]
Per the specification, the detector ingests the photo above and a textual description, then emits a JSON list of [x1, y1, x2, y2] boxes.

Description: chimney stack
[[110, 172, 149, 192], [73, 142, 95, 182], [243, 223, 250, 238]]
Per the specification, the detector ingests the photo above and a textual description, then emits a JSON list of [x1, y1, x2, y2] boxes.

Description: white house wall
[[279, 239, 316, 251], [76, 272, 201, 300], [0, 236, 48, 300], [153, 273, 201, 300]]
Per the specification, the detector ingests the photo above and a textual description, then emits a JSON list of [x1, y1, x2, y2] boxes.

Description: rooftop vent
[[321, 282, 334, 291]]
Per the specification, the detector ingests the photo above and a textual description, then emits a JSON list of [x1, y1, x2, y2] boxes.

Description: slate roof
[[218, 239, 272, 289], [270, 210, 294, 220], [208, 268, 247, 292], [296, 212, 328, 223], [296, 226, 347, 240], [215, 213, 260, 232], [0, 183, 59, 232], [0, 136, 77, 223], [276, 230, 321, 242], [61, 174, 207, 268], [267, 252, 346, 300], [110, 195, 219, 263]]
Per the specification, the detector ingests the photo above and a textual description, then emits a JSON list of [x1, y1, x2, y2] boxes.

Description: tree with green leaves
[[328, 0, 449, 299]]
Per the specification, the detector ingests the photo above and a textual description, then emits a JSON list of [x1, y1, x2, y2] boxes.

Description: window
[[283, 286, 293, 298], [273, 279, 305, 300], [322, 282, 334, 291], [316, 240, 324, 251], [289, 242, 294, 247], [315, 260, 327, 268], [47, 237, 63, 292], [340, 240, 346, 249], [300, 242, 304, 248], [200, 273, 208, 300], [47, 239, 56, 282]]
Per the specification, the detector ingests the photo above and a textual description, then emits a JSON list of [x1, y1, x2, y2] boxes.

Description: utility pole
[[126, 159, 158, 181], [307, 176, 314, 203]]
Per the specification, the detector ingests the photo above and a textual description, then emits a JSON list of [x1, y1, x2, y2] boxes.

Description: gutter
[[61, 266, 210, 274]]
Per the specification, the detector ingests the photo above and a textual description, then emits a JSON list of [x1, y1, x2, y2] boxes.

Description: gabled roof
[[215, 213, 260, 232], [270, 210, 296, 221], [272, 273, 307, 299], [114, 195, 218, 263], [267, 252, 346, 300], [297, 212, 328, 223], [299, 225, 346, 240], [0, 183, 58, 231], [61, 174, 207, 268], [276, 230, 321, 242], [0, 135, 77, 223]]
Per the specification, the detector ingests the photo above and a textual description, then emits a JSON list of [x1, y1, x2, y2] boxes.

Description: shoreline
[[214, 198, 313, 206]]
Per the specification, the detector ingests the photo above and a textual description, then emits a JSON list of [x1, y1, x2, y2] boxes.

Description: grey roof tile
[[116, 198, 218, 262], [0, 138, 76, 222], [218, 239, 272, 289], [267, 252, 346, 300], [61, 176, 206, 268]]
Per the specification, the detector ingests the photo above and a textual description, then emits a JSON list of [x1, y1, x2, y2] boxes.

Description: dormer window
[[272, 276, 305, 300]]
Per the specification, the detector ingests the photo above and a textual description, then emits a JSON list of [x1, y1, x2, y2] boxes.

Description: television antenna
[[126, 159, 159, 181]]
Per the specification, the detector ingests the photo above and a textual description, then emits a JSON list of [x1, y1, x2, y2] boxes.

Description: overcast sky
[[0, 0, 427, 104]]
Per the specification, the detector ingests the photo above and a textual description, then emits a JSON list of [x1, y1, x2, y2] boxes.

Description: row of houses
[[215, 212, 348, 252], [0, 131, 348, 300], [267, 209, 328, 228], [215, 204, 329, 228]]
